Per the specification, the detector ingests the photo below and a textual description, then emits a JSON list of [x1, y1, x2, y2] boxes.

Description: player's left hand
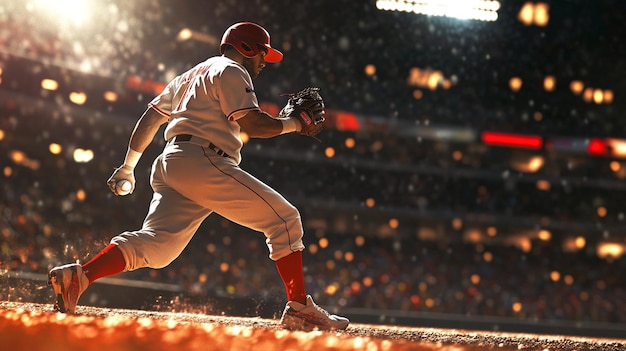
[[107, 165, 136, 195], [279, 87, 325, 138]]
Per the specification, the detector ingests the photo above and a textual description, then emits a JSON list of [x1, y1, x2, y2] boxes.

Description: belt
[[168, 134, 233, 159]]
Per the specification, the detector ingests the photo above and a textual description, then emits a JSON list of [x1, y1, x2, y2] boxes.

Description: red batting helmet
[[220, 22, 283, 63]]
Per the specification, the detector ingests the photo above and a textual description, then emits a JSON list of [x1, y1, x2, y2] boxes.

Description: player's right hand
[[107, 165, 136, 195]]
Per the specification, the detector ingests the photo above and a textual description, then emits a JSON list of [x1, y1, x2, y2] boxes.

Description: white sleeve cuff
[[280, 117, 301, 134]]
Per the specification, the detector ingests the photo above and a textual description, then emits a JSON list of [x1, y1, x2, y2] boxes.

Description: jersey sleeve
[[218, 65, 259, 121], [148, 79, 176, 117]]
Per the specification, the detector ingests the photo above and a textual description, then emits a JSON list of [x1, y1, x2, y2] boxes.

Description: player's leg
[[111, 152, 212, 271], [164, 150, 348, 330], [206, 166, 348, 330], [49, 152, 211, 313], [82, 243, 126, 282], [165, 152, 305, 261], [111, 185, 211, 270]]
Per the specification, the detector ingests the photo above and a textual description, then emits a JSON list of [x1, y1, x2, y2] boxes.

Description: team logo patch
[[299, 111, 312, 125]]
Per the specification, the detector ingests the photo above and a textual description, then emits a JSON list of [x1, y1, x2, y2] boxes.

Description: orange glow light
[[509, 77, 523, 91]]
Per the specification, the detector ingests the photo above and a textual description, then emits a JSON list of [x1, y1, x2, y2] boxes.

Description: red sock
[[82, 244, 126, 284], [275, 250, 307, 304]]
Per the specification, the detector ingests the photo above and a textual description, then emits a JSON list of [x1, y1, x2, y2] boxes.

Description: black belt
[[169, 134, 233, 159]]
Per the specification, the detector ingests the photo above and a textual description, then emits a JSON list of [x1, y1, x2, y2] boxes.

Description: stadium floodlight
[[376, 0, 501, 22], [35, 0, 93, 26], [176, 28, 219, 45]]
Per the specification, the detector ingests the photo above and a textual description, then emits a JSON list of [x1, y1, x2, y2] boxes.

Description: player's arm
[[238, 88, 326, 139], [127, 107, 170, 154], [107, 107, 169, 195], [236, 109, 301, 138]]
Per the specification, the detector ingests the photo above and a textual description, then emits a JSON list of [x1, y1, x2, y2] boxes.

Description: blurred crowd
[[1, 0, 625, 135], [1, 99, 625, 324], [1, 0, 626, 325]]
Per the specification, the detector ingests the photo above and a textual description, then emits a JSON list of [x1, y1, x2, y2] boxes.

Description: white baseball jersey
[[149, 56, 258, 164]]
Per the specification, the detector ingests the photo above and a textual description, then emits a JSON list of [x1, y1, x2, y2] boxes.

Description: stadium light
[[376, 0, 501, 22], [73, 148, 94, 163], [69, 91, 87, 105], [41, 79, 59, 91], [103, 91, 118, 102], [587, 138, 608, 156], [176, 28, 218, 45], [407, 67, 449, 90], [482, 131, 543, 149], [543, 76, 556, 91], [518, 2, 550, 27], [509, 77, 523, 91], [569, 80, 584, 95], [36, 0, 93, 26], [597, 242, 625, 259], [607, 138, 626, 158]]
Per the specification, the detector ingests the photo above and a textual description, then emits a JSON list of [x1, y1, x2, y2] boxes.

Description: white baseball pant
[[111, 141, 305, 271]]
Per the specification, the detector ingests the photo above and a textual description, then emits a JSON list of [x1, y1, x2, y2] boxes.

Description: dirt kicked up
[[1, 301, 625, 351]]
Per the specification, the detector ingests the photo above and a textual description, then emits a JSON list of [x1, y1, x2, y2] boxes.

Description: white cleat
[[48, 263, 89, 313], [280, 295, 349, 331]]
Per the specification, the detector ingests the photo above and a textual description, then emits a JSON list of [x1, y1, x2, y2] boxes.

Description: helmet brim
[[264, 46, 283, 63]]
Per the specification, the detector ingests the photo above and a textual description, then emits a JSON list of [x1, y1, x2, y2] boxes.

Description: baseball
[[116, 180, 132, 195]]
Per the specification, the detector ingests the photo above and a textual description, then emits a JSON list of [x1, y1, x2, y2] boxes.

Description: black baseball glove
[[279, 87, 325, 138]]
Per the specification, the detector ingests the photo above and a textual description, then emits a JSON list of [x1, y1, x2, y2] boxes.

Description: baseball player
[[48, 22, 349, 331]]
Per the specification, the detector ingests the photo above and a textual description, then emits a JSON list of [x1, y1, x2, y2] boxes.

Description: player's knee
[[269, 241, 304, 261], [266, 225, 305, 261], [126, 250, 174, 270], [144, 251, 180, 269], [111, 232, 177, 270]]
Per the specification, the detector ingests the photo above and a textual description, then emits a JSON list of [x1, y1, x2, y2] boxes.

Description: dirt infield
[[1, 301, 624, 351]]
